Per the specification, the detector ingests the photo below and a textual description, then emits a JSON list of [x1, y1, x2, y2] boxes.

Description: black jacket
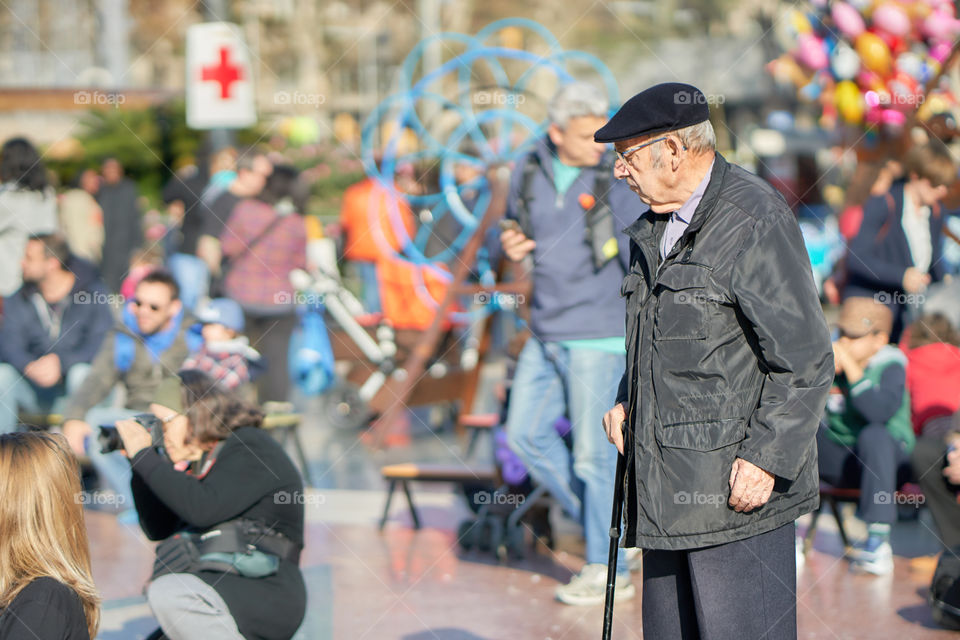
[[0, 257, 112, 373], [0, 577, 89, 640], [131, 426, 306, 640], [617, 154, 834, 550]]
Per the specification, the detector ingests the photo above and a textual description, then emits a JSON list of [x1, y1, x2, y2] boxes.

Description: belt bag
[[151, 519, 301, 581]]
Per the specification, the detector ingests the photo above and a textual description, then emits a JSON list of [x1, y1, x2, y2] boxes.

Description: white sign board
[[186, 22, 256, 129]]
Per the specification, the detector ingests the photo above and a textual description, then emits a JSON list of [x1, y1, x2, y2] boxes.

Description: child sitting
[[182, 298, 264, 391], [818, 296, 913, 576]]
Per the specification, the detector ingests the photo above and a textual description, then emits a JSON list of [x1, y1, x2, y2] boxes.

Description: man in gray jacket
[[598, 84, 833, 639], [62, 270, 190, 522]]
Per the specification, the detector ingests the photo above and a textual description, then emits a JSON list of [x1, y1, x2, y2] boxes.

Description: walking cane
[[602, 446, 627, 640]]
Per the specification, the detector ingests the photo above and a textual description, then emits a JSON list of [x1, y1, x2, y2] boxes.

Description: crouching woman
[[116, 370, 305, 640]]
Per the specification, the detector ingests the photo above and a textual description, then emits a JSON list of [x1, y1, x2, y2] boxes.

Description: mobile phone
[[498, 219, 521, 233]]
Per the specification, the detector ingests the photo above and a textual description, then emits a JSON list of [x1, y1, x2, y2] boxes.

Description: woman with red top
[[219, 165, 307, 403]]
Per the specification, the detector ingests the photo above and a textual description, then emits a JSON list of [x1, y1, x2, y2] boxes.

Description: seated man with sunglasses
[[818, 296, 913, 575], [62, 270, 194, 523]]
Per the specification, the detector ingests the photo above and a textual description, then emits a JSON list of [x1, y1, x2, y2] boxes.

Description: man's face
[[132, 282, 181, 335], [236, 155, 272, 197], [613, 134, 677, 213], [549, 116, 607, 167], [21, 240, 52, 284], [102, 160, 122, 184]]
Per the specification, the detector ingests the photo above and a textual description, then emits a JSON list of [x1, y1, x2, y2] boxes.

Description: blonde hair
[[0, 432, 100, 637]]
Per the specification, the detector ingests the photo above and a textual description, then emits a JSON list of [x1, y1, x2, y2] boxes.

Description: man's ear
[[547, 123, 564, 148], [170, 299, 183, 317], [667, 137, 684, 171]]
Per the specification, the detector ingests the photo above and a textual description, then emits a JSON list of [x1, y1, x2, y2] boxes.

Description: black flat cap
[[594, 82, 710, 143]]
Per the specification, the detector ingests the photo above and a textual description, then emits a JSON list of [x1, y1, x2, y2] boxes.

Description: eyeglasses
[[615, 137, 668, 165], [132, 299, 162, 312]]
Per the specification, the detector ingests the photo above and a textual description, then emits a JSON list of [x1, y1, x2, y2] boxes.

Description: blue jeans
[[167, 253, 210, 311], [0, 362, 91, 434], [506, 339, 627, 570], [85, 407, 141, 513], [352, 260, 381, 313]]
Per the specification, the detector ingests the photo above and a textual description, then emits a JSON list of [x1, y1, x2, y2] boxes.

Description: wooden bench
[[804, 482, 925, 553], [458, 412, 499, 458], [379, 463, 496, 530]]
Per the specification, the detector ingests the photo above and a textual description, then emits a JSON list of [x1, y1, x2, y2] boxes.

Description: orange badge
[[578, 193, 596, 209]]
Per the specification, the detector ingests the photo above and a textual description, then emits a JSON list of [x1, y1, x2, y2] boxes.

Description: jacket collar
[[623, 152, 728, 248]]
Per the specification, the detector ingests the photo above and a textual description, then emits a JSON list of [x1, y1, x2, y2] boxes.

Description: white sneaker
[[850, 540, 894, 576], [555, 563, 636, 606]]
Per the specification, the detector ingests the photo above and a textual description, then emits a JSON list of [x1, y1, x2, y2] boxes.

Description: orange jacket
[[339, 178, 415, 262]]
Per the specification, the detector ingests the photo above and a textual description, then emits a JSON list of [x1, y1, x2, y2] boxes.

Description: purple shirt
[[660, 159, 715, 260]]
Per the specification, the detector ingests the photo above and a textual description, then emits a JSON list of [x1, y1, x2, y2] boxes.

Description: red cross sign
[[186, 23, 256, 129], [201, 47, 244, 99]]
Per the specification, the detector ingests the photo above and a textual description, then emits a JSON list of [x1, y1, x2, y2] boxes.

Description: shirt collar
[[673, 158, 715, 224]]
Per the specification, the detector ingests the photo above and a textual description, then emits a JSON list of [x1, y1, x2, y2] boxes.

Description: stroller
[[457, 411, 573, 561]]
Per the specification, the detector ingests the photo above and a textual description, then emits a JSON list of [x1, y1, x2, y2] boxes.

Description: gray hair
[[548, 82, 609, 129], [649, 120, 716, 168]]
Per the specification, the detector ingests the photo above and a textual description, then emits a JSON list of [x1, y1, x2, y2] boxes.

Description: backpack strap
[[583, 154, 620, 271], [514, 155, 540, 239]]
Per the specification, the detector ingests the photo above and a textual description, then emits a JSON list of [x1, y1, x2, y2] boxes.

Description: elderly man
[[598, 83, 833, 638], [500, 82, 641, 605]]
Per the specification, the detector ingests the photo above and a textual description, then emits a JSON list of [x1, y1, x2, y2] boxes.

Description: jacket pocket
[[657, 418, 746, 451], [654, 263, 711, 341], [654, 419, 747, 534]]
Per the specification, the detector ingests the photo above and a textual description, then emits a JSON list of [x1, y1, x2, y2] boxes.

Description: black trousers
[[912, 435, 960, 548], [243, 311, 298, 403], [816, 423, 912, 524], [642, 523, 796, 640]]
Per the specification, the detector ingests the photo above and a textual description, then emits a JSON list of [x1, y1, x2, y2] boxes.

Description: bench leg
[[401, 480, 421, 529], [380, 480, 397, 531]]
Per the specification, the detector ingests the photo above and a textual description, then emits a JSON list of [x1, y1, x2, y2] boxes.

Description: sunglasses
[[132, 299, 163, 312], [836, 327, 877, 340]]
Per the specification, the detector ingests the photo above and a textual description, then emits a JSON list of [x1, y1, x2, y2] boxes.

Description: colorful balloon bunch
[[769, 0, 958, 133]]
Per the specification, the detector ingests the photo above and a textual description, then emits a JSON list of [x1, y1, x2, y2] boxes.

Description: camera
[[98, 413, 165, 455]]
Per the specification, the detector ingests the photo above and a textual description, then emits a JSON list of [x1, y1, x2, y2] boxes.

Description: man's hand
[[24, 354, 62, 388], [903, 267, 931, 294], [728, 457, 775, 513], [603, 403, 627, 455], [116, 418, 152, 458], [501, 229, 536, 262], [61, 420, 92, 456]]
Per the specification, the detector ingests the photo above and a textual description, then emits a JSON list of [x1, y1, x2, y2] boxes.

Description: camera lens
[[97, 426, 123, 454]]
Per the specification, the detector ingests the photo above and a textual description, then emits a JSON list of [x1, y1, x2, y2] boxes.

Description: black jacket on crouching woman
[[131, 426, 306, 640]]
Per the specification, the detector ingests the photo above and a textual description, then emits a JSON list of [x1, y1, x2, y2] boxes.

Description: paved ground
[[86, 382, 960, 639]]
